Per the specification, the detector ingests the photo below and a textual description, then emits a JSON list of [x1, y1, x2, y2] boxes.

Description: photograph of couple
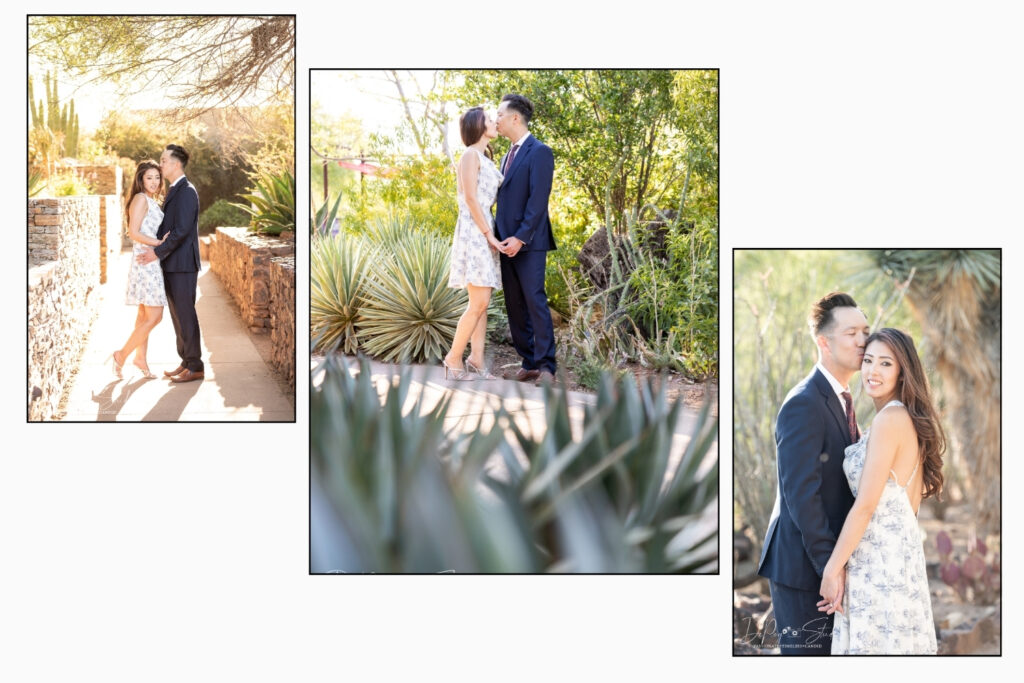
[[116, 147, 203, 384], [310, 69, 718, 573], [733, 250, 1001, 655], [27, 15, 296, 421], [443, 94, 556, 384]]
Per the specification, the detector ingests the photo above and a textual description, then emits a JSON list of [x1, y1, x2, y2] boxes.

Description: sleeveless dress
[[125, 196, 168, 307], [448, 148, 503, 290], [832, 399, 937, 654]]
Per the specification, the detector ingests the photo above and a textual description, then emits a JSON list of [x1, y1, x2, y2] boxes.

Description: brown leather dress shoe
[[506, 368, 541, 382], [535, 370, 556, 386], [164, 365, 186, 377], [170, 369, 205, 383]]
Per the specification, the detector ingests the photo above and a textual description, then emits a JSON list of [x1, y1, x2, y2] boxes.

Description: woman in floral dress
[[111, 160, 167, 379], [818, 328, 945, 654], [442, 106, 508, 380]]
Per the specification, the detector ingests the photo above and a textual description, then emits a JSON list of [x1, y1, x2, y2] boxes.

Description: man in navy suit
[[494, 94, 557, 384], [137, 144, 204, 383], [757, 292, 868, 654]]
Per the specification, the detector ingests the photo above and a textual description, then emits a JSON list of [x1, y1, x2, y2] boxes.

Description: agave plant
[[507, 371, 719, 572], [311, 233, 371, 354], [310, 356, 719, 573], [311, 192, 343, 237], [357, 230, 468, 363], [311, 355, 536, 573], [230, 168, 295, 235], [29, 168, 45, 197]]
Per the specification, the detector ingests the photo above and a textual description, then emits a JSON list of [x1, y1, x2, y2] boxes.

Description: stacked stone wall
[[28, 197, 102, 421]]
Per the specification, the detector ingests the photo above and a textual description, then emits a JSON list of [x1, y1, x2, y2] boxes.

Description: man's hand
[[137, 248, 159, 265], [499, 236, 524, 257]]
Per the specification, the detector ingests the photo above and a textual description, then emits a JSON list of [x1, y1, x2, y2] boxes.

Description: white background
[[4, 1, 1019, 679]]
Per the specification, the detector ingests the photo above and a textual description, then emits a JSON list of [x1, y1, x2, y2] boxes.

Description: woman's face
[[483, 112, 498, 139], [142, 168, 162, 196], [861, 339, 901, 400]]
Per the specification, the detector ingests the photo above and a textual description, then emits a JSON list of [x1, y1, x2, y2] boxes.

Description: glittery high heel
[[442, 358, 474, 381], [465, 359, 496, 380], [109, 350, 124, 379]]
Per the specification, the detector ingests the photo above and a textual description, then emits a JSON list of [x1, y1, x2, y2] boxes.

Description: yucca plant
[[357, 230, 468, 363], [311, 233, 372, 354], [230, 168, 295, 235]]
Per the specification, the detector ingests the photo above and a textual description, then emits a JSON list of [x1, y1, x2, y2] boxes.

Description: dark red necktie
[[503, 144, 519, 174], [841, 391, 858, 442]]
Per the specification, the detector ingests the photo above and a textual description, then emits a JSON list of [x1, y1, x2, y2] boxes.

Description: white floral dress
[[448, 148, 503, 290], [125, 196, 168, 307], [832, 399, 937, 654]]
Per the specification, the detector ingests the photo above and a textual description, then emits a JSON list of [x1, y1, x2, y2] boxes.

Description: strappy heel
[[134, 360, 157, 379], [109, 350, 124, 379], [442, 358, 474, 381], [465, 359, 496, 380]]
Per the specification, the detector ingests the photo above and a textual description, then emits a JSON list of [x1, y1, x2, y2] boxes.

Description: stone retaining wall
[[209, 227, 295, 333], [208, 226, 295, 392], [269, 256, 296, 392], [28, 197, 102, 421], [99, 195, 122, 283]]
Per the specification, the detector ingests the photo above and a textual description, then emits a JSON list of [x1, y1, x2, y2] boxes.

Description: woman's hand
[[817, 563, 846, 615], [487, 232, 507, 254]]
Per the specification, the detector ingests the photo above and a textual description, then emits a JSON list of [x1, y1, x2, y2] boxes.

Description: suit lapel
[[813, 369, 853, 446], [163, 176, 183, 209], [502, 136, 534, 183]]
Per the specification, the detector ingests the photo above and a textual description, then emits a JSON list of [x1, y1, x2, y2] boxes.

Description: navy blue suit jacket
[[154, 176, 201, 273], [757, 368, 856, 592], [495, 135, 556, 252]]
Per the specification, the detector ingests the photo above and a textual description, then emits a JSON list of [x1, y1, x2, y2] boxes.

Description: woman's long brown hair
[[867, 328, 945, 499]]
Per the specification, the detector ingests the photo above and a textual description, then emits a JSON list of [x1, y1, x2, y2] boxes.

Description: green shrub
[[49, 170, 93, 196], [198, 199, 250, 235]]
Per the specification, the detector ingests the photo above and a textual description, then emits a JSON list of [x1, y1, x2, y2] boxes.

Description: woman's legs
[[117, 305, 164, 367], [445, 285, 491, 370], [467, 309, 488, 368]]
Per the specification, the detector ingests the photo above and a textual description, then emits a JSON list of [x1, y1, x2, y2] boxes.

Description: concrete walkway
[[61, 251, 295, 421]]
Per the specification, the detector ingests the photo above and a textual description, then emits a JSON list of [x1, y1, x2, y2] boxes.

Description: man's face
[[160, 150, 180, 181], [495, 102, 514, 138], [820, 306, 870, 373]]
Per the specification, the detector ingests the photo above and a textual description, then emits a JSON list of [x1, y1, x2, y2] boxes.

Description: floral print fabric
[[832, 400, 937, 654], [448, 148, 503, 290], [125, 196, 168, 307]]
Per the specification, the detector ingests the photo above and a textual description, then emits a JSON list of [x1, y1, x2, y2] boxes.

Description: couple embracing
[[111, 144, 204, 384], [442, 94, 557, 385], [758, 292, 945, 655]]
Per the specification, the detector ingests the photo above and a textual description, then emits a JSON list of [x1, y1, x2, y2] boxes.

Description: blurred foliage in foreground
[[311, 355, 718, 573]]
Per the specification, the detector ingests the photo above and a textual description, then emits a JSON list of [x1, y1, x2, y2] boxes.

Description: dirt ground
[[486, 340, 718, 414]]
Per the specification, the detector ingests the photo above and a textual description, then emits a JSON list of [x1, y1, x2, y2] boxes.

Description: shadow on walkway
[[61, 251, 294, 422]]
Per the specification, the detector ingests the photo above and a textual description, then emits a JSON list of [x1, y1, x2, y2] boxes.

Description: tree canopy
[[29, 16, 294, 122]]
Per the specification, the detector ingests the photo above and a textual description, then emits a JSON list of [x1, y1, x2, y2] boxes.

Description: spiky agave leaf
[[229, 168, 295, 235], [311, 233, 372, 354], [357, 231, 468, 363]]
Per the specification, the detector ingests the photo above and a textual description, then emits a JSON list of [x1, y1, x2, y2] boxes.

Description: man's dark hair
[[501, 94, 534, 124], [165, 144, 190, 168], [809, 291, 859, 336]]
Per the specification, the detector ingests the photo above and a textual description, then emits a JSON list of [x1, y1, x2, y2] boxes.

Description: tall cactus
[[28, 70, 80, 159]]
